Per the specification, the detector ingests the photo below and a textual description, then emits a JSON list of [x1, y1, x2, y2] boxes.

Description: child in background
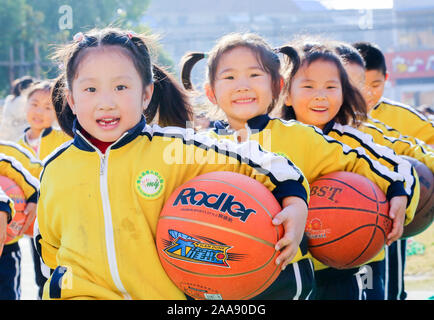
[[0, 76, 35, 141], [352, 41, 434, 300], [180, 32, 411, 300], [18, 81, 71, 162], [0, 154, 40, 299], [16, 80, 71, 299], [35, 27, 311, 300], [0, 142, 43, 299], [333, 41, 433, 172], [352, 42, 434, 148], [277, 40, 419, 300]]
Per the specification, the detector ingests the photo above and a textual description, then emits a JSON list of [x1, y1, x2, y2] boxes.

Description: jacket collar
[[24, 126, 53, 139], [72, 116, 146, 152], [213, 114, 271, 135], [284, 105, 334, 134]]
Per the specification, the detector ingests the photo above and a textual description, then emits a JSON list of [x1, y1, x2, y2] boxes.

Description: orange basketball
[[156, 171, 283, 300], [305, 171, 391, 269], [401, 156, 434, 238], [0, 176, 28, 243]]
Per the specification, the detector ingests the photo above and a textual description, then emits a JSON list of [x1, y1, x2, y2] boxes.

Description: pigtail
[[52, 75, 76, 137], [180, 52, 207, 91], [275, 45, 301, 120], [276, 46, 300, 75], [145, 64, 193, 128]]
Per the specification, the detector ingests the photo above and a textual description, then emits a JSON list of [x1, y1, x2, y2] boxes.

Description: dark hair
[[281, 42, 367, 127], [352, 41, 387, 75], [24, 80, 53, 100], [333, 41, 365, 68], [180, 33, 298, 114], [11, 76, 34, 97], [52, 27, 192, 137]]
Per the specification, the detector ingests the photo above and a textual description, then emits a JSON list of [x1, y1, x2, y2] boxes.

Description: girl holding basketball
[[0, 154, 40, 299], [277, 40, 420, 300], [180, 32, 412, 300], [34, 27, 311, 300], [332, 41, 434, 300]]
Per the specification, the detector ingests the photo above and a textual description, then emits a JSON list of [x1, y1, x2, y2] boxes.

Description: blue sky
[[319, 0, 393, 10]]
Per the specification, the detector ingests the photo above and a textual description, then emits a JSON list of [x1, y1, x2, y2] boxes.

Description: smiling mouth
[[97, 117, 120, 127], [311, 107, 328, 112], [233, 98, 256, 104]]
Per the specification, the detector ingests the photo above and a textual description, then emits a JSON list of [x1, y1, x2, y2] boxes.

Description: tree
[[0, 0, 174, 96]]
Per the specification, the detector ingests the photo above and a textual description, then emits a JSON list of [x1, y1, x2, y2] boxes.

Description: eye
[[115, 85, 127, 91], [223, 75, 234, 80], [85, 87, 96, 93]]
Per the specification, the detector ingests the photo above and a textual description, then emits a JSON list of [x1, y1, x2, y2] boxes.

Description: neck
[[27, 128, 43, 140], [81, 130, 114, 154]]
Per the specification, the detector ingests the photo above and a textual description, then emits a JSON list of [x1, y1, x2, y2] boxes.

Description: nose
[[314, 89, 327, 100], [235, 76, 250, 92], [97, 92, 116, 110]]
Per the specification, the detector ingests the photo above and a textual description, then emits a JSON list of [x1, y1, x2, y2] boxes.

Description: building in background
[[142, 0, 434, 108]]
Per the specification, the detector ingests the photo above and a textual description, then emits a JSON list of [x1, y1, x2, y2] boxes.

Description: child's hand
[[18, 202, 37, 237], [0, 211, 7, 256], [272, 196, 308, 270], [386, 195, 407, 246]]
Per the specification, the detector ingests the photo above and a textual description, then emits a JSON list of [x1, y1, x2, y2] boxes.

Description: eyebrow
[[300, 78, 340, 83], [218, 66, 264, 75], [78, 75, 133, 83]]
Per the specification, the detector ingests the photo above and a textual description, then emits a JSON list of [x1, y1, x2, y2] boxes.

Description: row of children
[[0, 76, 71, 299], [0, 26, 432, 300]]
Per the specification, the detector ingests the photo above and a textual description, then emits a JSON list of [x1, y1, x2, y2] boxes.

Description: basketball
[[156, 171, 283, 300], [0, 176, 28, 243], [305, 171, 392, 269], [401, 156, 434, 238]]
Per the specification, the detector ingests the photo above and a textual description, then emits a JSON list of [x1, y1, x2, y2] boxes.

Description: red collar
[[81, 130, 113, 154]]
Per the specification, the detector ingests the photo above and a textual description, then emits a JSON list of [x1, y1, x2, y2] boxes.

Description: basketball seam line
[[309, 224, 387, 249], [309, 206, 389, 218], [344, 179, 382, 267], [315, 177, 387, 203]]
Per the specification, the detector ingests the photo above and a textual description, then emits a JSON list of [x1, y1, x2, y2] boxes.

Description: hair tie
[[73, 32, 84, 42], [126, 31, 136, 39]]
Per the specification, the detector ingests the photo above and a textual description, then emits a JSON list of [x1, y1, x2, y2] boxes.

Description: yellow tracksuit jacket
[[0, 151, 39, 235], [357, 122, 434, 173], [18, 126, 72, 162], [369, 97, 434, 145], [35, 118, 310, 300], [0, 141, 42, 244]]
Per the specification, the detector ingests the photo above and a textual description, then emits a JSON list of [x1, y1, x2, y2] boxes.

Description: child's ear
[[284, 93, 292, 106], [65, 88, 76, 114], [204, 83, 217, 105], [142, 83, 155, 110], [384, 72, 389, 81]]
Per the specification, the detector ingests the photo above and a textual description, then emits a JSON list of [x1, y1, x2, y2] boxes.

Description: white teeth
[[98, 118, 118, 125], [235, 98, 254, 103]]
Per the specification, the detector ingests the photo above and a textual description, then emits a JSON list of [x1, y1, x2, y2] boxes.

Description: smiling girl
[[34, 27, 312, 300]]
